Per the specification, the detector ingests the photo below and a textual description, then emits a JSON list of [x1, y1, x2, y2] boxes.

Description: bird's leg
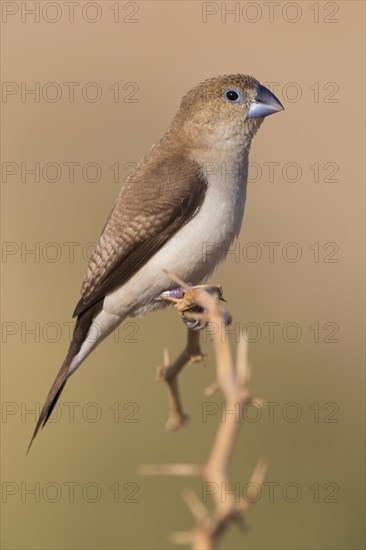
[[157, 328, 204, 432]]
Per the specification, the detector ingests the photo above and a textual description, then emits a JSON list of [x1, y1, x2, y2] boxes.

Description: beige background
[[1, 1, 365, 549]]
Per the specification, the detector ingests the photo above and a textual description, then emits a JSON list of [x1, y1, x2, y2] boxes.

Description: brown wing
[[73, 152, 206, 317]]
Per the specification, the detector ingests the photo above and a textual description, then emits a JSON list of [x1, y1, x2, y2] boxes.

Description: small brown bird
[[28, 74, 283, 451]]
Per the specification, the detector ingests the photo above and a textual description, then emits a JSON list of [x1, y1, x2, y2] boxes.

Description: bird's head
[[172, 74, 284, 155]]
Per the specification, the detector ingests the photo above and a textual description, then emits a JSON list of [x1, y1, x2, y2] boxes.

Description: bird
[[28, 74, 284, 451]]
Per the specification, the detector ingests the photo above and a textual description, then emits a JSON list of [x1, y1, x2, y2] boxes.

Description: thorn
[[182, 488, 209, 523], [204, 380, 220, 396], [163, 270, 190, 291], [249, 458, 269, 488], [236, 336, 250, 387], [169, 531, 193, 545], [163, 347, 170, 368]]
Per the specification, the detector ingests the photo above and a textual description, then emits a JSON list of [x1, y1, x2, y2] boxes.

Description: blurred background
[[1, 1, 365, 548]]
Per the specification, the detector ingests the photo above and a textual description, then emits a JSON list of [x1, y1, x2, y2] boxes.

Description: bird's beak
[[247, 83, 284, 119]]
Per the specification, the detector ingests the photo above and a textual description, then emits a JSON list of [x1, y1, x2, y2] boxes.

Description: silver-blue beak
[[247, 83, 284, 119]]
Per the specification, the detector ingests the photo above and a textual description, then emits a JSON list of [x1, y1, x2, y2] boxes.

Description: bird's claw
[[158, 284, 228, 331]]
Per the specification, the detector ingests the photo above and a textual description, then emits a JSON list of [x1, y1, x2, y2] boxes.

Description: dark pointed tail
[[27, 362, 70, 453], [27, 299, 103, 453]]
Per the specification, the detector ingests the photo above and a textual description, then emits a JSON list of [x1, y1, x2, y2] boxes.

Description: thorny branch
[[140, 277, 268, 549]]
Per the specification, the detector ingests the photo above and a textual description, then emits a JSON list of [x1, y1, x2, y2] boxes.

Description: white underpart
[[68, 145, 249, 375]]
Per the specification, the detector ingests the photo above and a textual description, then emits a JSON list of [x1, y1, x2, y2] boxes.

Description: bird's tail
[[27, 300, 103, 453]]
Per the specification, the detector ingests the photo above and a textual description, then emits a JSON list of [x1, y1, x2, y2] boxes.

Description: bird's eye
[[224, 89, 241, 103]]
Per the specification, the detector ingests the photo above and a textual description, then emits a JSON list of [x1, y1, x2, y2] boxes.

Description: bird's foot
[[159, 284, 228, 330]]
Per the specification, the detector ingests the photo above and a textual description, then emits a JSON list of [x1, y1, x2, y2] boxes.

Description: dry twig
[[140, 279, 267, 549], [156, 329, 204, 432]]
